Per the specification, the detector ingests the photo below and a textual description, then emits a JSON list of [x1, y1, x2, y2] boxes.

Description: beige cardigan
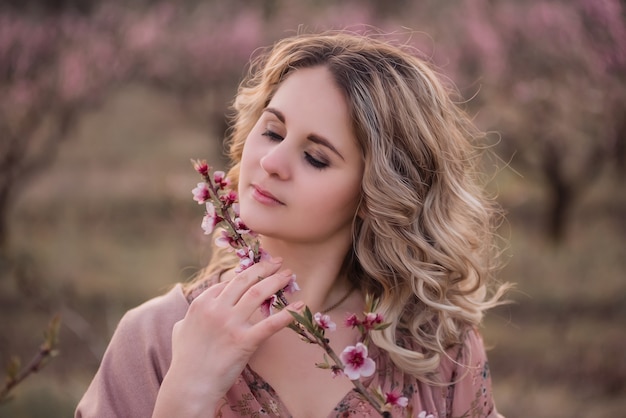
[[76, 284, 188, 417]]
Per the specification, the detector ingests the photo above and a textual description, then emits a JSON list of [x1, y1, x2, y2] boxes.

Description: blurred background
[[0, 0, 624, 417]]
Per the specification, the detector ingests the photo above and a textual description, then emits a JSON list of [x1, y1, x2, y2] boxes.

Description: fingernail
[[289, 301, 305, 311]]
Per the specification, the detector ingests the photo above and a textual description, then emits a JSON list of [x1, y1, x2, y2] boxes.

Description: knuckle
[[246, 286, 263, 300], [188, 296, 221, 320], [256, 260, 281, 275], [225, 326, 247, 345]]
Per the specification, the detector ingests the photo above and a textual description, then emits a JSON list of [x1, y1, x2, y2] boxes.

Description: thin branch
[[0, 314, 61, 404]]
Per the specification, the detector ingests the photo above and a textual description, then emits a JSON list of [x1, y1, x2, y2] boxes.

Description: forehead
[[270, 66, 341, 105], [267, 66, 357, 145]]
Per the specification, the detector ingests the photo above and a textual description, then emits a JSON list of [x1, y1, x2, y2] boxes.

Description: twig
[[0, 314, 61, 404]]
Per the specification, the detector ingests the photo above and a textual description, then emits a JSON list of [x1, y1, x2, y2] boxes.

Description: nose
[[260, 141, 291, 180]]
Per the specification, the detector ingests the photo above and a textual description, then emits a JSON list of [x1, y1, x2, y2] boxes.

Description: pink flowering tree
[[0, 11, 98, 255], [0, 2, 270, 402], [0, 0, 387, 257], [424, 0, 626, 241], [0, 3, 266, 257]]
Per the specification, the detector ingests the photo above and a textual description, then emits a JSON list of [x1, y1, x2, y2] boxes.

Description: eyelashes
[[261, 129, 329, 170], [261, 129, 283, 141], [304, 152, 329, 169]]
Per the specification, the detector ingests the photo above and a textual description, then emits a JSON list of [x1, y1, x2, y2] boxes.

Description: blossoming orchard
[[2, 0, 624, 254], [1, 0, 624, 415]]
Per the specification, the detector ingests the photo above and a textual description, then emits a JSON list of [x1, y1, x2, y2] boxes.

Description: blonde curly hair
[[189, 30, 508, 382]]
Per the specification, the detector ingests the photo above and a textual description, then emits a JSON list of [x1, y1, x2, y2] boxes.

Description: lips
[[252, 184, 285, 205]]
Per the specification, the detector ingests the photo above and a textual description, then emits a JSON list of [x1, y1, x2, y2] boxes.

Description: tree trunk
[[0, 185, 10, 259], [546, 176, 573, 244], [614, 111, 626, 176], [542, 143, 575, 243]]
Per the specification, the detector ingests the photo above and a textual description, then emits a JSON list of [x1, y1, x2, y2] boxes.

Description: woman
[[76, 31, 508, 418]]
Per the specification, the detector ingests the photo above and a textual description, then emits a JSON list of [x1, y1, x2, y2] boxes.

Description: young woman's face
[[238, 66, 364, 246]]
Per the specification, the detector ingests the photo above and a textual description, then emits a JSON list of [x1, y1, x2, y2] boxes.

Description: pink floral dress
[[186, 278, 501, 418], [212, 329, 499, 418], [76, 282, 502, 418]]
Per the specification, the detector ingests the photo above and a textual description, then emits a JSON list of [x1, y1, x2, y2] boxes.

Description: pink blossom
[[418, 412, 434, 418], [313, 312, 336, 332], [340, 343, 376, 380], [215, 229, 236, 248], [201, 202, 219, 235], [363, 312, 384, 330], [220, 190, 238, 206], [236, 258, 254, 272], [384, 389, 409, 408], [192, 182, 210, 204], [201, 215, 214, 235], [345, 313, 360, 328], [260, 294, 278, 317], [192, 160, 210, 177], [283, 275, 300, 295], [257, 248, 270, 261], [232, 248, 259, 272], [331, 366, 344, 378], [234, 217, 251, 235], [213, 171, 230, 188]]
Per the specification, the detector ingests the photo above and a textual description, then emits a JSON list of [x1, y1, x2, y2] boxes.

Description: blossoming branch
[[191, 159, 413, 417]]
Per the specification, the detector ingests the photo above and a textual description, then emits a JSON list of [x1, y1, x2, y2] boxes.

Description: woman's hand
[[153, 258, 301, 417]]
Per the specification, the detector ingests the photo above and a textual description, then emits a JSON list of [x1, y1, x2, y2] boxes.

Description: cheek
[[238, 139, 256, 180], [319, 178, 362, 218]]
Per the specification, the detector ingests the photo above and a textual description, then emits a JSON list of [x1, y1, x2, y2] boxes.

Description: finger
[[218, 258, 283, 306], [247, 301, 305, 345], [191, 280, 228, 304], [235, 269, 296, 317]]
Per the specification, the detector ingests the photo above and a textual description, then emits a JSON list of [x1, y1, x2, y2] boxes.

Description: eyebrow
[[264, 107, 345, 161]]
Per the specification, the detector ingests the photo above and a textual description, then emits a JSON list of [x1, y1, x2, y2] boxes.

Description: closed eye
[[262, 129, 283, 141], [263, 129, 329, 170], [305, 152, 329, 170]]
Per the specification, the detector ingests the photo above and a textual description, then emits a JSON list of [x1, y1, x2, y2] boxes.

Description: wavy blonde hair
[[190, 31, 508, 382]]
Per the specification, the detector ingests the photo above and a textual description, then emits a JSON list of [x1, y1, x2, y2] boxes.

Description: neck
[[258, 235, 354, 313]]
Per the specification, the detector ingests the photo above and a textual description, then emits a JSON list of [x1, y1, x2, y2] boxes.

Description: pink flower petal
[[313, 312, 336, 332], [220, 190, 237, 206], [213, 171, 230, 188], [385, 390, 409, 408], [200, 202, 218, 235], [260, 294, 278, 317], [200, 215, 215, 235], [235, 257, 254, 272], [340, 342, 376, 380], [191, 182, 210, 204], [331, 366, 344, 378], [344, 313, 360, 328], [192, 160, 210, 176], [283, 275, 300, 295], [215, 230, 235, 248], [363, 312, 384, 330], [257, 248, 270, 261]]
